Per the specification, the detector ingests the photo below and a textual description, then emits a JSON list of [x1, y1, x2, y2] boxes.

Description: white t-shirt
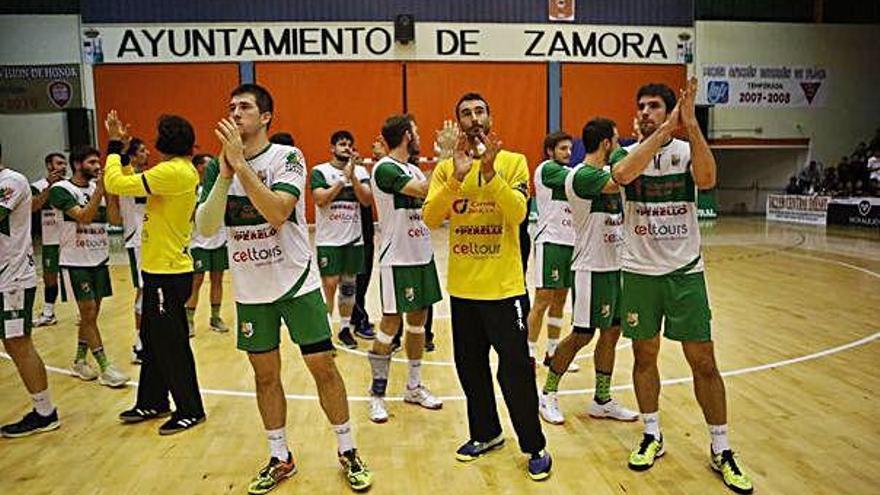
[[30, 178, 62, 246], [371, 156, 434, 267], [0, 168, 37, 292], [49, 179, 110, 267], [119, 195, 145, 249], [563, 163, 623, 272], [310, 162, 370, 247], [533, 160, 575, 247]]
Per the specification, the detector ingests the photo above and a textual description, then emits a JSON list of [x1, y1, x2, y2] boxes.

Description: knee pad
[[134, 293, 143, 315]]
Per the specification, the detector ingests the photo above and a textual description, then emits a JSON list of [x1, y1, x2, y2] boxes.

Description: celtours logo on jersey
[[231, 245, 284, 263], [451, 242, 501, 257], [633, 223, 689, 238]]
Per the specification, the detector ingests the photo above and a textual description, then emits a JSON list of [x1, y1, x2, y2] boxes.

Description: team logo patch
[[706, 81, 729, 104], [194, 259, 202, 269], [241, 322, 254, 338], [284, 151, 304, 175], [256, 169, 268, 184], [671, 154, 681, 167], [452, 198, 469, 215], [0, 186, 11, 203], [80, 282, 91, 293], [404, 287, 415, 302], [626, 312, 639, 327], [601, 304, 611, 318], [319, 256, 328, 268], [550, 268, 560, 282], [858, 200, 872, 217]]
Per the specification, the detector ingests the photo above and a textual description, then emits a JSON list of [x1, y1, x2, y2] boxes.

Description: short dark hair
[[231, 83, 274, 129], [191, 153, 212, 166], [69, 145, 101, 172], [636, 83, 676, 113], [330, 130, 354, 146], [455, 92, 490, 118], [582, 118, 617, 153], [155, 115, 195, 156], [381, 115, 414, 149], [126, 138, 144, 157], [44, 152, 66, 164], [269, 132, 295, 147], [543, 131, 572, 157]]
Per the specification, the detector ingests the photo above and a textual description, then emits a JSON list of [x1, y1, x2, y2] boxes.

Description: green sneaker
[[339, 449, 373, 491], [247, 453, 297, 494], [711, 449, 754, 494], [628, 433, 664, 471]]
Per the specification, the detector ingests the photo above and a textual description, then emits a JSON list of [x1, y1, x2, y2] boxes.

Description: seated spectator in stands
[[798, 160, 823, 190], [785, 176, 801, 195], [866, 147, 880, 191], [819, 168, 839, 195], [853, 180, 866, 197]]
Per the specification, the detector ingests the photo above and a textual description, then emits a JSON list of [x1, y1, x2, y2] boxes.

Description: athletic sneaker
[[711, 449, 754, 494], [247, 453, 297, 495], [542, 353, 580, 372], [455, 434, 505, 462], [131, 345, 144, 365], [403, 384, 443, 410], [338, 328, 357, 349], [353, 323, 375, 340], [210, 317, 230, 333], [628, 433, 665, 471], [118, 407, 172, 424], [527, 450, 553, 481], [338, 449, 373, 491], [71, 360, 98, 381], [424, 338, 436, 352], [33, 313, 57, 327], [0, 409, 60, 438], [369, 396, 389, 423], [158, 414, 206, 435], [539, 392, 565, 425], [389, 339, 402, 354], [98, 364, 130, 388], [588, 399, 639, 422]]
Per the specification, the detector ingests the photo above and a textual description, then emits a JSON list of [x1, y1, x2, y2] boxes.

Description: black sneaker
[[119, 406, 172, 424], [338, 328, 357, 349], [354, 322, 376, 340], [158, 414, 205, 435], [424, 339, 436, 353], [1, 409, 60, 438]]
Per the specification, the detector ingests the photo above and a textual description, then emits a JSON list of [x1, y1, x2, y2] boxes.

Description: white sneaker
[[403, 384, 443, 410], [71, 360, 98, 381], [539, 392, 565, 425], [566, 362, 581, 373], [369, 396, 389, 423], [588, 399, 639, 422], [33, 314, 57, 327], [210, 317, 229, 333], [98, 364, 130, 388]]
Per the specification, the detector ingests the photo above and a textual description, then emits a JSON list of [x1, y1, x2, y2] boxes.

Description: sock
[[709, 424, 730, 455], [543, 368, 563, 394], [266, 427, 289, 461], [210, 304, 221, 320], [642, 412, 661, 438], [31, 389, 54, 417], [91, 346, 110, 371], [407, 359, 422, 389], [546, 338, 560, 357], [368, 352, 391, 396], [75, 340, 88, 362], [333, 421, 355, 454], [594, 370, 612, 404], [45, 285, 58, 306], [528, 341, 537, 358], [338, 314, 349, 332], [186, 307, 195, 325]]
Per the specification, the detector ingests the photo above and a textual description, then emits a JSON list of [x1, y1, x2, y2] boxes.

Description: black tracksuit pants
[[136, 271, 204, 418], [450, 295, 546, 455]]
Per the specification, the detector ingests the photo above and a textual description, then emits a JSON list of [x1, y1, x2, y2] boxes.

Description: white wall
[[0, 15, 83, 181], [696, 21, 880, 164]]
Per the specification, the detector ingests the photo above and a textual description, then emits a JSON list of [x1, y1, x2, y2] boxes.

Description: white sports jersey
[[614, 138, 703, 275], [0, 169, 37, 292], [534, 160, 574, 247], [371, 157, 433, 267], [564, 163, 623, 272], [311, 162, 370, 247], [190, 184, 226, 250], [30, 178, 62, 246], [202, 144, 320, 304], [49, 179, 109, 267], [119, 195, 146, 249]]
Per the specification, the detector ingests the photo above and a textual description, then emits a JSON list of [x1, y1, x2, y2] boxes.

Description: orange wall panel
[[94, 64, 240, 160], [561, 64, 686, 142], [256, 62, 403, 223]]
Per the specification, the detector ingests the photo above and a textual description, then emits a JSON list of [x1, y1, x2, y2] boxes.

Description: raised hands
[[215, 118, 245, 177], [680, 76, 699, 130], [476, 130, 502, 182], [104, 110, 130, 143], [451, 132, 474, 182], [434, 120, 459, 160]]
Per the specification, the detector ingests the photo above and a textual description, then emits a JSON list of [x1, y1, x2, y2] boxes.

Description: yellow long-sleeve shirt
[[423, 150, 530, 300], [103, 153, 199, 274]]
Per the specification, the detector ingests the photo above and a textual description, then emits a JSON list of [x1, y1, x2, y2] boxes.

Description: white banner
[[698, 63, 828, 107], [766, 194, 830, 225], [81, 22, 693, 64]]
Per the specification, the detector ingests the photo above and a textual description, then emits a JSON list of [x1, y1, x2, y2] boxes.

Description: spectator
[[785, 176, 801, 195], [867, 147, 880, 194]]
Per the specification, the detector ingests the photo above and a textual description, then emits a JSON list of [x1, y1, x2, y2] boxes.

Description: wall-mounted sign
[[81, 22, 693, 65], [0, 64, 82, 114], [699, 63, 828, 107]]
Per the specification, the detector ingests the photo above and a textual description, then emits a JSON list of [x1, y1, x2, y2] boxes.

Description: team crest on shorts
[[551, 268, 559, 282], [626, 312, 639, 327], [80, 282, 91, 293], [601, 304, 611, 318], [194, 259, 202, 269], [404, 287, 415, 302], [241, 322, 254, 338], [319, 256, 328, 268]]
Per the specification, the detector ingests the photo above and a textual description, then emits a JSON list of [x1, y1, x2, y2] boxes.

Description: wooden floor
[[1, 217, 878, 495]]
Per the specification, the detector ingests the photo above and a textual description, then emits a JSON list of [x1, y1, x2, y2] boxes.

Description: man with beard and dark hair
[[31, 152, 68, 328], [365, 114, 443, 424], [48, 145, 128, 388], [311, 130, 375, 348]]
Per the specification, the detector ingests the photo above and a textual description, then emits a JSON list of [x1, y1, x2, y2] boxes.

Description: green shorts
[[192, 245, 229, 273], [379, 259, 443, 315], [621, 270, 712, 342], [571, 270, 621, 329], [127, 247, 143, 289], [1, 287, 36, 340], [534, 242, 573, 289], [236, 289, 333, 352], [60, 265, 113, 302], [317, 244, 364, 277], [41, 244, 59, 275]]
